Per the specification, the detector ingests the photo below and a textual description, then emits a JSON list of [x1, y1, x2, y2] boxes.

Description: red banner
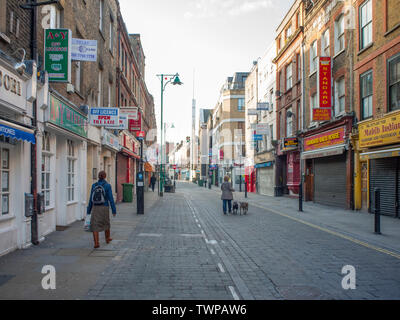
[[313, 57, 332, 122], [129, 112, 142, 132], [304, 127, 345, 152]]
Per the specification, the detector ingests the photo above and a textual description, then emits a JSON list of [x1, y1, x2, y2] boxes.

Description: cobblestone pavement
[[1, 182, 400, 300]]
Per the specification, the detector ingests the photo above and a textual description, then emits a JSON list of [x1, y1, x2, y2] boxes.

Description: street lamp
[[157, 73, 183, 197]]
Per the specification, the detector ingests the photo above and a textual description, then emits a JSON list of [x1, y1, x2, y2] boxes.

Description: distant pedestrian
[[150, 174, 157, 192], [87, 171, 117, 249], [221, 176, 235, 215]]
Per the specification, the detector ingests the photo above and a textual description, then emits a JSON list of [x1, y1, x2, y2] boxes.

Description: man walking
[[150, 174, 157, 192]]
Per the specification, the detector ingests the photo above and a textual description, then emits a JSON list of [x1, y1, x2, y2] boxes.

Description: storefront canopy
[[0, 120, 35, 144]]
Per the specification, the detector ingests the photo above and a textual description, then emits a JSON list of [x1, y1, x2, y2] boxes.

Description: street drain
[[0, 275, 15, 287]]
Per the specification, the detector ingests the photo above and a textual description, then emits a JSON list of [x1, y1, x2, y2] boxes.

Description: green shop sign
[[44, 29, 72, 82], [49, 95, 87, 138]]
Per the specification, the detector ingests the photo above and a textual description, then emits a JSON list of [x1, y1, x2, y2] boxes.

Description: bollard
[[245, 182, 248, 198], [374, 188, 381, 235], [299, 182, 303, 212]]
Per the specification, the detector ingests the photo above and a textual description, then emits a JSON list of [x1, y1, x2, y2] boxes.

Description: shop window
[[335, 77, 345, 115], [360, 70, 373, 119], [389, 54, 400, 111], [359, 0, 372, 50], [1, 148, 10, 215], [67, 140, 76, 202]]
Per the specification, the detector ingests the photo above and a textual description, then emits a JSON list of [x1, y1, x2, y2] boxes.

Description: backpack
[[92, 184, 106, 205]]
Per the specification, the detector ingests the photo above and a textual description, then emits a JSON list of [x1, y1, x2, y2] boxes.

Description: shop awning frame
[[360, 147, 400, 161], [301, 144, 346, 160], [0, 119, 35, 144]]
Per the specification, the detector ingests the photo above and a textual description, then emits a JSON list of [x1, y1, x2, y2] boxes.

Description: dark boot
[[93, 232, 100, 249], [105, 230, 112, 244]]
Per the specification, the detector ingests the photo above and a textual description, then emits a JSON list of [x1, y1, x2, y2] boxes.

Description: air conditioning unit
[[67, 83, 75, 94]]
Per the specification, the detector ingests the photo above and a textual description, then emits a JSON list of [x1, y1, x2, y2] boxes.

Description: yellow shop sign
[[359, 112, 400, 148]]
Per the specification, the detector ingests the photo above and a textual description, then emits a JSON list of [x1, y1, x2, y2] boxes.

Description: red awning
[[121, 148, 140, 159]]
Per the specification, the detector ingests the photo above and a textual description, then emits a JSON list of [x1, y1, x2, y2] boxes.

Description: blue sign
[[253, 134, 263, 141], [0, 123, 35, 144], [255, 162, 274, 169], [257, 103, 269, 111]]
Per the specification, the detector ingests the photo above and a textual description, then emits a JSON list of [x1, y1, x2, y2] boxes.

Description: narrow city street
[[1, 182, 400, 300]]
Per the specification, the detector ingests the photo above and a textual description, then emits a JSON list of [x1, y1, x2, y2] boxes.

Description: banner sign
[[129, 112, 142, 132], [257, 103, 269, 111], [120, 107, 139, 120], [89, 107, 120, 126], [313, 57, 332, 122], [283, 137, 298, 151], [49, 94, 87, 138], [359, 112, 400, 149], [136, 131, 145, 140], [71, 38, 97, 62], [44, 29, 72, 82], [102, 129, 120, 151], [253, 134, 263, 141], [248, 109, 258, 116], [304, 127, 345, 152], [105, 114, 128, 130], [256, 123, 269, 135]]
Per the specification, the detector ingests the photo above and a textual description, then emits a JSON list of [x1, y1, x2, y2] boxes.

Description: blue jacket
[[87, 179, 117, 215]]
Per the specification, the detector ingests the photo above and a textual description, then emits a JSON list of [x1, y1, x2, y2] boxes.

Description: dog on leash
[[232, 202, 239, 215], [240, 202, 249, 215]]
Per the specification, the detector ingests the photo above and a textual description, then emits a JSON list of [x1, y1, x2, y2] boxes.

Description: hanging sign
[[105, 114, 128, 130], [44, 29, 72, 82], [248, 109, 258, 116], [71, 38, 97, 62], [313, 57, 332, 122], [256, 123, 269, 135], [257, 103, 269, 111], [120, 107, 139, 120], [129, 112, 142, 132], [89, 107, 120, 126]]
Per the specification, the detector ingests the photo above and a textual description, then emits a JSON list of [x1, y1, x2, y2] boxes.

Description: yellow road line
[[251, 202, 400, 260]]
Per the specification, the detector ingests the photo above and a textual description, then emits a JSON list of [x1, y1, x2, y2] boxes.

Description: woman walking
[[87, 171, 117, 248], [221, 176, 235, 215]]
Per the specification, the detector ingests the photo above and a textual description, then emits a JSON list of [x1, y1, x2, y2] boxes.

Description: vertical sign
[[313, 57, 332, 122], [129, 112, 142, 132], [44, 29, 72, 82]]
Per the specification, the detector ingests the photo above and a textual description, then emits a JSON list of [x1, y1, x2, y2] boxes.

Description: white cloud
[[185, 0, 274, 19]]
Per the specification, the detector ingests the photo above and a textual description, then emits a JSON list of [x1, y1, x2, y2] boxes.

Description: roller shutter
[[369, 158, 399, 217], [258, 167, 274, 196], [314, 154, 347, 208]]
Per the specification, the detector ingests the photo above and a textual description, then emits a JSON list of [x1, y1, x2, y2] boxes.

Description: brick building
[[300, 0, 355, 210], [352, 0, 400, 216], [273, 0, 304, 197]]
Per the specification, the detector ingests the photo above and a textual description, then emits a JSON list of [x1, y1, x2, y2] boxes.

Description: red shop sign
[[313, 57, 332, 122], [129, 112, 142, 132]]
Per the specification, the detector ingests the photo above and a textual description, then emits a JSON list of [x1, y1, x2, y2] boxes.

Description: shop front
[[43, 93, 88, 228], [101, 128, 120, 198], [302, 118, 353, 209], [255, 150, 275, 196], [0, 59, 39, 255], [276, 138, 300, 196], [355, 111, 400, 217]]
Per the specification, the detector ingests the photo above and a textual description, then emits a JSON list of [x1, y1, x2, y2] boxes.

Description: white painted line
[[138, 233, 162, 237], [195, 219, 199, 223], [229, 286, 240, 300], [210, 249, 216, 255], [197, 224, 202, 228], [113, 256, 122, 261], [201, 230, 205, 235], [208, 240, 218, 245], [218, 263, 225, 273], [205, 238, 209, 244]]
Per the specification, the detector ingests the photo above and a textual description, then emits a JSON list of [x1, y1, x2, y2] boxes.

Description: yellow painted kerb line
[[252, 202, 400, 260]]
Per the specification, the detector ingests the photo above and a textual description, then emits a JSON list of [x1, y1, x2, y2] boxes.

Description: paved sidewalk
[[0, 191, 159, 300], [194, 182, 400, 257]]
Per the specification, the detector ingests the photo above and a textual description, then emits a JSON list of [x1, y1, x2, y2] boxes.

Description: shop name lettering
[[92, 116, 117, 125], [320, 65, 330, 107], [51, 102, 84, 127], [46, 31, 68, 52], [363, 121, 400, 137], [307, 132, 341, 146], [0, 69, 22, 96]]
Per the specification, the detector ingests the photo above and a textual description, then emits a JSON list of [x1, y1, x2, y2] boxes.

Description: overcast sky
[[119, 0, 293, 144]]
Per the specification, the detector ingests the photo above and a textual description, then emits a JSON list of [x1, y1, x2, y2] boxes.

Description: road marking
[[197, 224, 202, 228], [252, 202, 400, 260], [201, 230, 205, 235], [210, 249, 216, 255], [113, 256, 122, 261], [195, 219, 199, 223], [138, 233, 162, 237], [218, 263, 225, 273], [229, 286, 240, 300]]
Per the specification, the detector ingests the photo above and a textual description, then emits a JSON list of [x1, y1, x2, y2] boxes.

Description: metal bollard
[[299, 182, 303, 212], [245, 182, 248, 198], [374, 188, 381, 235]]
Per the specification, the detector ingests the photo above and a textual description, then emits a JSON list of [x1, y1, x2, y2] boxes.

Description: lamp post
[[157, 73, 183, 197]]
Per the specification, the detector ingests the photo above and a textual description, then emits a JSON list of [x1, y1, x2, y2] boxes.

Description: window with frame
[[75, 61, 81, 93], [269, 89, 274, 112], [286, 25, 292, 39], [310, 40, 318, 73], [99, 0, 104, 31], [360, 70, 373, 119], [286, 108, 293, 137], [98, 70, 102, 107], [67, 140, 76, 202], [238, 98, 245, 111], [109, 17, 114, 52], [360, 0, 372, 50], [335, 15, 345, 54], [389, 55, 400, 111], [322, 29, 330, 56], [1, 148, 10, 215], [297, 53, 301, 82], [286, 64, 292, 90], [335, 77, 345, 115], [310, 94, 318, 124]]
